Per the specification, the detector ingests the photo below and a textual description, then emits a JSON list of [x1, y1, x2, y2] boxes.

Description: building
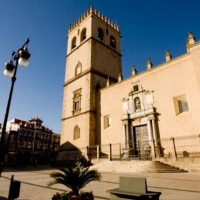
[[61, 6, 121, 147], [1, 117, 60, 165], [61, 6, 200, 160]]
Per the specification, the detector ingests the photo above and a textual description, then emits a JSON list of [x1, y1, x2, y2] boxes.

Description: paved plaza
[[0, 165, 200, 200]]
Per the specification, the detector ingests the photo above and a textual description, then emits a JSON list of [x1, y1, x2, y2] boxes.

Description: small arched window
[[71, 37, 76, 50], [75, 62, 82, 75], [74, 125, 80, 140], [110, 36, 116, 49], [81, 28, 86, 42], [97, 28, 104, 41]]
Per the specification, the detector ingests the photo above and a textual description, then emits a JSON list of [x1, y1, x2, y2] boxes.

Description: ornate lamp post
[[0, 38, 31, 174]]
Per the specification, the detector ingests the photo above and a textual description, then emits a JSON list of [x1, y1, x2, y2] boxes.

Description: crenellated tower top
[[68, 6, 120, 33]]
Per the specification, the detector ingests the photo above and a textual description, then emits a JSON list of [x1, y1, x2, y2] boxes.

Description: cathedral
[[61, 6, 200, 159]]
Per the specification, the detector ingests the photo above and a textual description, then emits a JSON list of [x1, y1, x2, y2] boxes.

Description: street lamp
[[0, 38, 31, 175]]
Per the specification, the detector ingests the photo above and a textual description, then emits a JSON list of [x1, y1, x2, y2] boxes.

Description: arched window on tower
[[71, 37, 76, 50], [74, 125, 80, 140], [110, 36, 116, 49], [97, 28, 104, 41], [81, 28, 86, 42], [75, 62, 82, 76]]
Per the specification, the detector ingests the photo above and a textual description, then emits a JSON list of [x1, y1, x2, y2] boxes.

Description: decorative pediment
[[122, 82, 154, 119]]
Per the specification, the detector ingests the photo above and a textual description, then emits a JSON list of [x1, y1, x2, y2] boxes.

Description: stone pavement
[[0, 165, 200, 200]]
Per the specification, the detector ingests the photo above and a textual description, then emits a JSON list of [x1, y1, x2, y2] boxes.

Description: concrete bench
[[107, 176, 161, 200]]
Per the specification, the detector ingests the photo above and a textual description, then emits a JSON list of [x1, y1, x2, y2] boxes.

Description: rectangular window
[[73, 89, 82, 115], [104, 115, 111, 129], [74, 101, 80, 111], [178, 100, 189, 113], [173, 94, 189, 115], [133, 85, 139, 92]]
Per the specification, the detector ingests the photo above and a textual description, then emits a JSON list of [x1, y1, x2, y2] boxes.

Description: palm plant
[[47, 166, 101, 196]]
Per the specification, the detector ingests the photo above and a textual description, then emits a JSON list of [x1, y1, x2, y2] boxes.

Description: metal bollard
[[8, 175, 21, 200]]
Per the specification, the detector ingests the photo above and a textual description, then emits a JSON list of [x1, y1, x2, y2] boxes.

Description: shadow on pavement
[[0, 196, 7, 200], [2, 164, 53, 173]]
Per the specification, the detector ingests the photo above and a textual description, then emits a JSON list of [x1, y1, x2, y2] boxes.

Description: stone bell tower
[[61, 6, 122, 148]]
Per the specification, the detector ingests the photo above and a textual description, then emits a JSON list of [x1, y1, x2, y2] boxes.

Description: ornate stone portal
[[121, 81, 164, 159]]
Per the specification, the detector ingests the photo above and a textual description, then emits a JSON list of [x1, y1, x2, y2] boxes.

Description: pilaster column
[[129, 124, 133, 142], [125, 124, 129, 147], [119, 143, 121, 160], [147, 119, 153, 140], [152, 117, 158, 146], [147, 118, 155, 159], [152, 116, 164, 157], [123, 120, 129, 148], [122, 120, 131, 158]]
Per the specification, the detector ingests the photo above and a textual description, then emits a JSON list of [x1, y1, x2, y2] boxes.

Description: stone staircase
[[90, 160, 188, 173], [155, 157, 200, 172]]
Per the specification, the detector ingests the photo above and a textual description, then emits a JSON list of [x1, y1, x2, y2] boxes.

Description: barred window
[[178, 100, 189, 113], [173, 95, 189, 115]]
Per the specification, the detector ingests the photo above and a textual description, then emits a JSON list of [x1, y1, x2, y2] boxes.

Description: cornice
[[64, 68, 118, 87]]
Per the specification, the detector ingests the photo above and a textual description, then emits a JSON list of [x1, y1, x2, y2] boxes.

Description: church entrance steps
[[89, 160, 187, 173], [155, 157, 200, 172]]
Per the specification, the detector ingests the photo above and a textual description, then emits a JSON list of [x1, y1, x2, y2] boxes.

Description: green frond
[[47, 166, 101, 194]]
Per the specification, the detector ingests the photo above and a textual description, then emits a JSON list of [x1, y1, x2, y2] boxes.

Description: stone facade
[[61, 7, 200, 158], [61, 6, 122, 147], [100, 32, 200, 157]]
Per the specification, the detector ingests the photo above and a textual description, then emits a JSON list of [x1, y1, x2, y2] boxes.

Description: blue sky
[[0, 0, 200, 133]]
